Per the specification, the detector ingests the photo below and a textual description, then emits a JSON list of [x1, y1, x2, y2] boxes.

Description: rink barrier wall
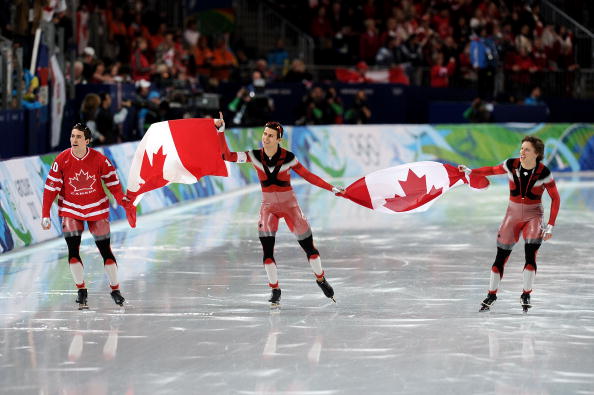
[[1, 123, 593, 253]]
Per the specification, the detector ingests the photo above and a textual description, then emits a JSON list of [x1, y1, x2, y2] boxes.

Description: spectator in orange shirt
[[192, 36, 213, 77], [211, 37, 238, 82]]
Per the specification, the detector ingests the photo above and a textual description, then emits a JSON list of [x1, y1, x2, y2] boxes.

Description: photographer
[[228, 70, 274, 126], [96, 92, 131, 145]]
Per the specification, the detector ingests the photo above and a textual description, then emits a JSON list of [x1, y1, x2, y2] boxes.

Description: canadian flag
[[126, 119, 228, 226], [343, 161, 489, 214]]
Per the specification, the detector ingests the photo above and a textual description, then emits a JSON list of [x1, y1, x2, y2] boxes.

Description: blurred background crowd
[[1, 0, 593, 155]]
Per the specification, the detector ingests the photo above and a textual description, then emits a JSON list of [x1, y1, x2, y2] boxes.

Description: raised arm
[[215, 112, 249, 163]]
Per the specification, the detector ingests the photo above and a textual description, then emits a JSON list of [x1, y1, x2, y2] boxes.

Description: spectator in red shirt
[[532, 38, 548, 70], [131, 37, 152, 81], [432, 9, 451, 39], [311, 6, 333, 40], [360, 19, 382, 65], [430, 52, 456, 88], [512, 47, 537, 72], [109, 7, 128, 63]]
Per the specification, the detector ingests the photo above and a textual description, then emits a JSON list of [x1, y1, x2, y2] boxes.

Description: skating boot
[[479, 293, 497, 312], [317, 278, 336, 302], [110, 290, 125, 306], [521, 292, 531, 314], [269, 288, 281, 308], [76, 289, 88, 310]]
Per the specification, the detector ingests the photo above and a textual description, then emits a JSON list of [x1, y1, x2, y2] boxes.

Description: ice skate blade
[[78, 304, 89, 310], [330, 297, 336, 303], [270, 302, 280, 309], [479, 305, 491, 312]]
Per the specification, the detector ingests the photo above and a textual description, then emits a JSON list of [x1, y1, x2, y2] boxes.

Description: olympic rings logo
[[348, 132, 381, 166]]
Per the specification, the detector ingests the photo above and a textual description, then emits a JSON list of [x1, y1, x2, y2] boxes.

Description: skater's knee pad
[[95, 238, 116, 263], [259, 236, 276, 262], [298, 235, 319, 259], [65, 236, 82, 262]]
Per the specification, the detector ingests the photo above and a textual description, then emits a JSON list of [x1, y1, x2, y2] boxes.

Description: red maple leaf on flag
[[69, 170, 96, 192], [383, 169, 443, 212], [135, 146, 169, 195]]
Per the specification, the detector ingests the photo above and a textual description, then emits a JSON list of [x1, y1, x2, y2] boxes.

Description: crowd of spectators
[[0, 0, 584, 134], [275, 0, 579, 95]]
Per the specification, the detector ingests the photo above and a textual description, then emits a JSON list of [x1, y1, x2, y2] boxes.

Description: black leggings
[[259, 234, 320, 263], [65, 236, 116, 264], [259, 236, 275, 263], [492, 244, 541, 276], [298, 235, 319, 259], [95, 238, 116, 264], [65, 236, 82, 262], [524, 243, 540, 271]]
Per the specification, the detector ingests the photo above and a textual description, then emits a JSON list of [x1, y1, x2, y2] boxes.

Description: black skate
[[479, 293, 497, 312], [76, 289, 88, 310], [521, 293, 531, 313], [269, 288, 281, 308], [110, 290, 125, 306], [317, 278, 336, 303]]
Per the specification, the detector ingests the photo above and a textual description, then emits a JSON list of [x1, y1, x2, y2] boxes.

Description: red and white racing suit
[[218, 130, 334, 287], [42, 147, 125, 290], [218, 132, 333, 238], [471, 158, 561, 295], [42, 147, 125, 239]]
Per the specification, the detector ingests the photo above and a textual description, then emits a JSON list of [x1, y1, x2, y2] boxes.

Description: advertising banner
[[1, 123, 593, 253]]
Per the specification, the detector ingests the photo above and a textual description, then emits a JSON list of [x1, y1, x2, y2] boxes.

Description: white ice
[[1, 175, 594, 394]]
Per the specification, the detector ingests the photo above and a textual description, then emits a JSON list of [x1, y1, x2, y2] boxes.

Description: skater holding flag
[[216, 113, 344, 307], [41, 123, 131, 309], [458, 136, 560, 313]]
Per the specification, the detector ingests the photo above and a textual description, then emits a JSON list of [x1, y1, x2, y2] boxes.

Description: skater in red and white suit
[[215, 113, 344, 305], [41, 123, 130, 309], [459, 136, 560, 312]]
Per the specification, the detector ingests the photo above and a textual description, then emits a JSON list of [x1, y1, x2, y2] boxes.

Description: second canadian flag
[[342, 161, 490, 214]]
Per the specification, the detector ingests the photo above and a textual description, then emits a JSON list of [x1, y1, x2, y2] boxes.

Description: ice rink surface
[[1, 174, 594, 394]]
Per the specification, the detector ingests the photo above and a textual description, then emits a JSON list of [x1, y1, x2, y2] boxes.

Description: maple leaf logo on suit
[[69, 170, 96, 192]]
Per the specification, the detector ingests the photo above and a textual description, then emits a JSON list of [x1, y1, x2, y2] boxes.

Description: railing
[[541, 0, 594, 68], [235, 0, 314, 68]]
